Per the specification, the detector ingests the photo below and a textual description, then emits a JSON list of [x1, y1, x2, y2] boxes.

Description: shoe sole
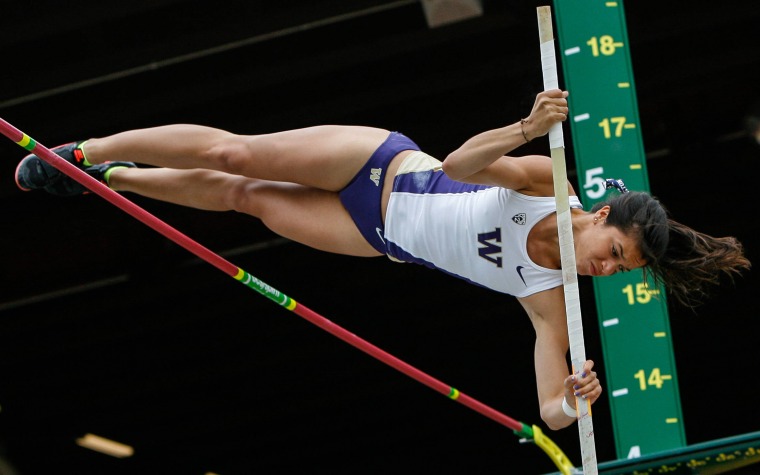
[[14, 142, 79, 192], [14, 155, 33, 191]]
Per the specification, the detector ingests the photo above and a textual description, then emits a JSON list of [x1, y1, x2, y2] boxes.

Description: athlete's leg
[[107, 167, 379, 256], [82, 124, 391, 191]]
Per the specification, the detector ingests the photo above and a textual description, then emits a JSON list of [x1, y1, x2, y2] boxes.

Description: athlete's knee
[[206, 134, 256, 175], [224, 177, 278, 218]]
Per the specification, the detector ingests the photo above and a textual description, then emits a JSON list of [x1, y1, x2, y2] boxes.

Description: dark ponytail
[[592, 192, 750, 308]]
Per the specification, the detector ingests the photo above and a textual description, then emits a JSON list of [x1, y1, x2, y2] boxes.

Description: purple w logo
[[477, 228, 502, 267]]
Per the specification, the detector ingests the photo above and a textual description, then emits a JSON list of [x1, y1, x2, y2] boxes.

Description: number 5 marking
[[584, 166, 607, 199]]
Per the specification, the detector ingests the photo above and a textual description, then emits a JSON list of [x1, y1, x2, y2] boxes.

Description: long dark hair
[[592, 192, 750, 308]]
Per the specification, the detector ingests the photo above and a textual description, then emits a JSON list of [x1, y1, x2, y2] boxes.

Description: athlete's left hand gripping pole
[[537, 6, 598, 475], [0, 117, 576, 474]]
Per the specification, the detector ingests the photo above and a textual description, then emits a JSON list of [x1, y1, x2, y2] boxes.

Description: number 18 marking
[[587, 35, 624, 56]]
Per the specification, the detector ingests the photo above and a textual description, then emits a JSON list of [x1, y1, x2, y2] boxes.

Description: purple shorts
[[338, 131, 420, 254]]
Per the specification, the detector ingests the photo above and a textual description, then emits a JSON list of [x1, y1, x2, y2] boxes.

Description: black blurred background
[[1, 1, 759, 474]]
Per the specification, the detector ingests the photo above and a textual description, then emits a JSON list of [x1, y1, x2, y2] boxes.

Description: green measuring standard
[[552, 0, 686, 459]]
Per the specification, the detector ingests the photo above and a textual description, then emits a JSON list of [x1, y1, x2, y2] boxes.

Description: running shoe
[[15, 142, 135, 196]]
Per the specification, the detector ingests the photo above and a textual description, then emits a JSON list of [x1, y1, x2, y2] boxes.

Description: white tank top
[[385, 151, 583, 298]]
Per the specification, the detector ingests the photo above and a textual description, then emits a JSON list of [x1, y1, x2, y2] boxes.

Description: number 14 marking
[[634, 368, 672, 390]]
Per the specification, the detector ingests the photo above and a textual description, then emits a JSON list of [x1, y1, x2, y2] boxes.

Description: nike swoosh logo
[[516, 266, 527, 286], [376, 227, 386, 244]]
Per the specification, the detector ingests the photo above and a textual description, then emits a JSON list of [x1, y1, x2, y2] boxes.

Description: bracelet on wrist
[[519, 118, 531, 143]]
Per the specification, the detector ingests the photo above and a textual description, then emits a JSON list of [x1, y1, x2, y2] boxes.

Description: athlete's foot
[[15, 141, 136, 196]]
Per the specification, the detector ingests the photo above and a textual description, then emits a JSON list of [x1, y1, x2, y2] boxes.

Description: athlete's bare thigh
[[238, 125, 391, 191]]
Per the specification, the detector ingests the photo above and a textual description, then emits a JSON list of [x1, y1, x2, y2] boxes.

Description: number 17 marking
[[599, 116, 636, 138]]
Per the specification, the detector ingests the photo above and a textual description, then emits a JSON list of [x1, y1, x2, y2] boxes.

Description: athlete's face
[[576, 207, 646, 277]]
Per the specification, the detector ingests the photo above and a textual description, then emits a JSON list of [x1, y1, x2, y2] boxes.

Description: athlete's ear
[[595, 205, 610, 222]]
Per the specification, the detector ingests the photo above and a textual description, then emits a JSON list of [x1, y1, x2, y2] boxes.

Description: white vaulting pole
[[536, 6, 598, 474]]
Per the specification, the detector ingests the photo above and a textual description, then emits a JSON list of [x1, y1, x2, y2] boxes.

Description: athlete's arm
[[442, 89, 568, 190], [518, 286, 602, 430], [445, 153, 558, 196]]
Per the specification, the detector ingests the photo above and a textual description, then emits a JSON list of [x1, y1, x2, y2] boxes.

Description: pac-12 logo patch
[[512, 213, 526, 225]]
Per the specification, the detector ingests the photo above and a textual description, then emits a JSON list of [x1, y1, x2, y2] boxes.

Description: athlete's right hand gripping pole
[[536, 6, 598, 475]]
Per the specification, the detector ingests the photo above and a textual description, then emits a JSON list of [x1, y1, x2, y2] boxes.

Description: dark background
[[1, 1, 759, 474]]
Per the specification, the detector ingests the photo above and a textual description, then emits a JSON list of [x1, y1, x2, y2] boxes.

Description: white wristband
[[562, 397, 577, 418]]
